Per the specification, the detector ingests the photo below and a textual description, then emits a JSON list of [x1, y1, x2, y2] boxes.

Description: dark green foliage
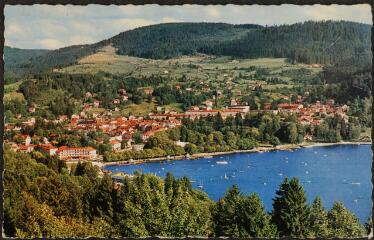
[[327, 202, 367, 237], [272, 177, 311, 237], [4, 46, 49, 76], [309, 197, 330, 237], [153, 85, 210, 110], [213, 185, 276, 237], [210, 21, 370, 67], [237, 194, 277, 237], [213, 185, 242, 236]]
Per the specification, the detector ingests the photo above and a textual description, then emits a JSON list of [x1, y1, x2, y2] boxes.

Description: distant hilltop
[[4, 20, 371, 75]]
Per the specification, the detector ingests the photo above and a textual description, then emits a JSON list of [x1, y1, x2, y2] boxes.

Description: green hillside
[[4, 20, 371, 75], [4, 46, 49, 76]]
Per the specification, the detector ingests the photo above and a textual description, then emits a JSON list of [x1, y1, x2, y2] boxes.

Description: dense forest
[[4, 20, 371, 74], [4, 147, 369, 238]]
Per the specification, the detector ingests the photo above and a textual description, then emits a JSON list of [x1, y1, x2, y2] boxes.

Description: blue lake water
[[105, 144, 372, 223]]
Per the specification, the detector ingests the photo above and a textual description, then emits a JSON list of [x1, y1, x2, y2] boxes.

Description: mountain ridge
[[4, 20, 371, 75]]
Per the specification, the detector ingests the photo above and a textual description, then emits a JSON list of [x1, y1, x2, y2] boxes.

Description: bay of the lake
[[104, 144, 372, 223]]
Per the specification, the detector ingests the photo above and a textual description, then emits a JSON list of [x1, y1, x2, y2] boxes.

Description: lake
[[104, 144, 372, 223]]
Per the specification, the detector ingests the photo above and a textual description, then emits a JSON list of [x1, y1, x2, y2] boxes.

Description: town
[[4, 95, 349, 162]]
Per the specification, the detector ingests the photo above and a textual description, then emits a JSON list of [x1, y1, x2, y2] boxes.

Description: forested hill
[[107, 21, 371, 66], [106, 22, 262, 58], [4, 21, 371, 75], [4, 46, 49, 75]]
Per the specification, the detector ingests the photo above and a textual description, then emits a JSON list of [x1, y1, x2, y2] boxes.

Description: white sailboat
[[224, 173, 229, 180], [216, 160, 228, 165]]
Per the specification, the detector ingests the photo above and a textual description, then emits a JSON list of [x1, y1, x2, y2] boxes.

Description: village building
[[227, 105, 250, 114], [17, 134, 32, 146], [277, 103, 303, 112], [37, 144, 58, 156], [203, 100, 214, 108], [18, 144, 35, 153], [143, 88, 154, 95], [132, 144, 145, 151], [122, 95, 129, 101], [110, 140, 121, 152], [22, 118, 36, 127], [93, 100, 100, 107], [118, 89, 127, 95], [56, 146, 97, 161]]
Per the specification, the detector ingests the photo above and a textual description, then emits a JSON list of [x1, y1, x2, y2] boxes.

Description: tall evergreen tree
[[327, 201, 366, 237], [237, 193, 277, 237], [272, 177, 310, 237], [309, 197, 330, 237], [212, 185, 241, 237]]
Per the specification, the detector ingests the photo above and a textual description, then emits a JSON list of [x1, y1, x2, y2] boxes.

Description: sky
[[5, 4, 372, 50]]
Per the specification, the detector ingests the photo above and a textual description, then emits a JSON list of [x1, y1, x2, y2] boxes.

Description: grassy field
[[59, 45, 322, 78], [4, 92, 25, 102], [4, 81, 22, 94], [119, 102, 156, 117], [53, 45, 324, 113]]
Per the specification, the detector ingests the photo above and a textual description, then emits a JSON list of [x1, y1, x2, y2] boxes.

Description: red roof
[[57, 146, 96, 153], [278, 103, 302, 109], [110, 140, 121, 145], [38, 144, 58, 150]]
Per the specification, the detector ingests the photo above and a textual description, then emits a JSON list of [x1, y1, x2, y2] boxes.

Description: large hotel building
[[56, 146, 97, 160]]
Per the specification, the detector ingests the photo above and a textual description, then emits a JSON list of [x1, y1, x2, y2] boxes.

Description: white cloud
[[39, 38, 65, 49], [162, 17, 181, 23], [112, 18, 156, 30], [118, 5, 143, 16], [303, 4, 371, 24], [5, 24, 22, 35], [207, 7, 221, 18], [69, 35, 97, 46]]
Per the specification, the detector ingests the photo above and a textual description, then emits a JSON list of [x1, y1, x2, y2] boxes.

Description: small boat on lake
[[216, 160, 228, 165], [224, 173, 229, 180]]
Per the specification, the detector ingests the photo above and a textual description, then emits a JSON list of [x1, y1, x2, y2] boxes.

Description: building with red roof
[[56, 146, 97, 161]]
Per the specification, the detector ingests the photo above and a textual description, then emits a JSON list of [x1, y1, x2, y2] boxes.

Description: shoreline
[[99, 141, 372, 168]]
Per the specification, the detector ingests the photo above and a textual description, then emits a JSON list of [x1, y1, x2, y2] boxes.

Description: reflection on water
[[105, 144, 372, 223]]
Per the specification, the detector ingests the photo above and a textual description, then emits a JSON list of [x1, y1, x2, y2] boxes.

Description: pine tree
[[327, 201, 366, 237], [212, 185, 241, 237], [213, 112, 224, 130], [237, 193, 277, 237], [309, 197, 330, 237], [272, 177, 310, 237]]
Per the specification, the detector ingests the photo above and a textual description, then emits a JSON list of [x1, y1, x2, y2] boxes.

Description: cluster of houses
[[69, 116, 181, 142], [150, 98, 348, 127], [7, 135, 98, 161], [6, 114, 182, 161]]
